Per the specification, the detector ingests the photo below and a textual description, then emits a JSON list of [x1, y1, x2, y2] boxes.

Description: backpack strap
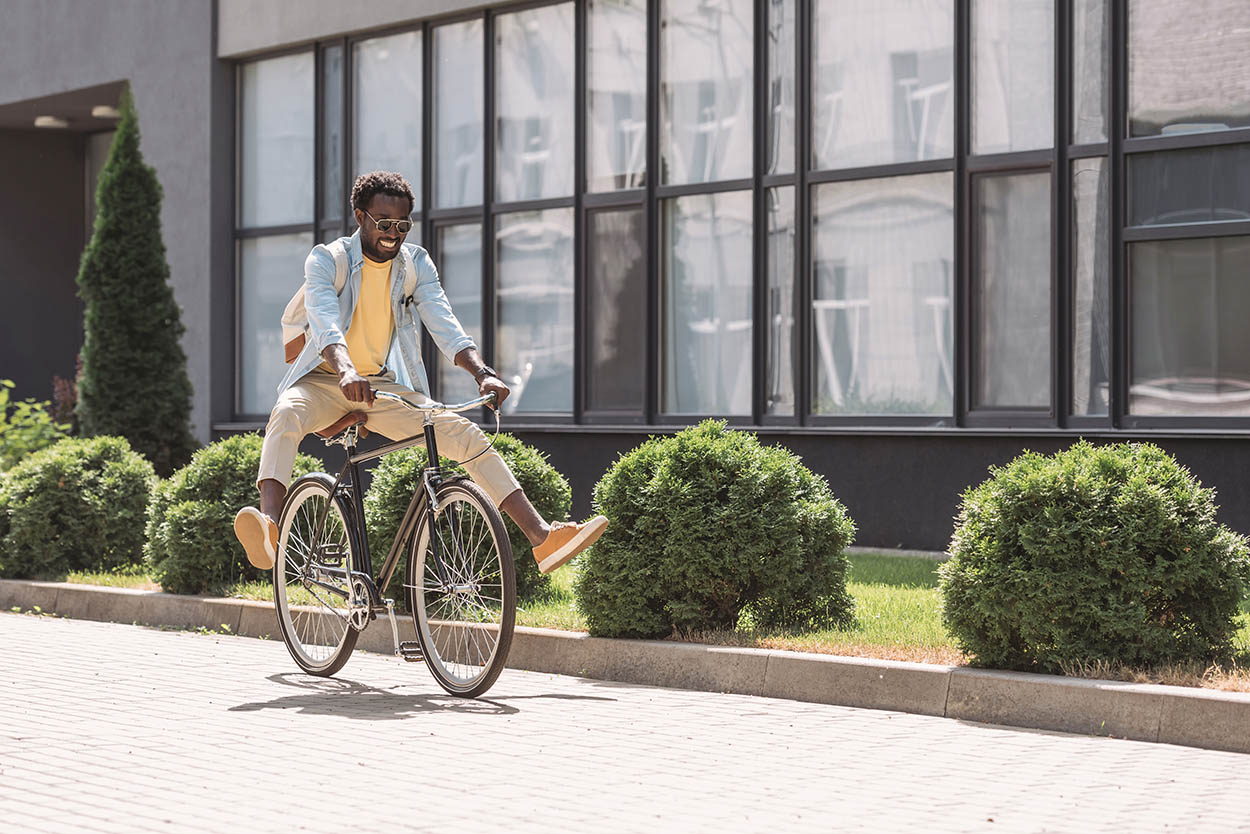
[[399, 245, 418, 308], [281, 239, 352, 364], [327, 239, 350, 294]]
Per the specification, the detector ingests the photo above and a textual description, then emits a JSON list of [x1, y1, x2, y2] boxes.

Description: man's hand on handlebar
[[339, 370, 375, 405], [478, 374, 509, 411]]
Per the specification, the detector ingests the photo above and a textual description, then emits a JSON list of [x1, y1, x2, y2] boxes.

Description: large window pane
[[1129, 144, 1250, 226], [1072, 0, 1108, 144], [354, 32, 422, 194], [811, 174, 953, 415], [766, 187, 795, 415], [972, 0, 1054, 155], [436, 224, 482, 406], [588, 0, 647, 191], [766, 0, 796, 175], [974, 172, 1051, 408], [1129, 1, 1250, 137], [812, 0, 954, 170], [1131, 236, 1250, 415], [240, 54, 313, 227], [587, 209, 646, 412], [496, 210, 574, 414], [663, 191, 753, 415], [239, 233, 314, 414], [321, 45, 344, 221], [1072, 158, 1110, 416], [434, 21, 484, 209], [495, 4, 575, 202], [660, 0, 753, 185]]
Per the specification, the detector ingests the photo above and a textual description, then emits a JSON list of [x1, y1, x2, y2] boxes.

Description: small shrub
[[574, 420, 856, 638], [365, 434, 571, 603], [0, 379, 70, 472], [939, 440, 1250, 673], [0, 436, 154, 578], [146, 434, 320, 594]]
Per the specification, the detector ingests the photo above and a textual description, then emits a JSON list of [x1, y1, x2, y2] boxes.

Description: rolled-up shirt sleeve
[[303, 245, 348, 354], [412, 247, 477, 362]]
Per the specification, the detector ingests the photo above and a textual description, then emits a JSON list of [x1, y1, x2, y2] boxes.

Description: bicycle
[[271, 390, 515, 698]]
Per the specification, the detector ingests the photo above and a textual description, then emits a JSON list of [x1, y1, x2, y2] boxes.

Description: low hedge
[[939, 440, 1250, 672], [574, 420, 857, 638]]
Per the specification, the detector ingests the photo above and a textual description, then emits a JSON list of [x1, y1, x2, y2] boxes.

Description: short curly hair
[[351, 171, 415, 215]]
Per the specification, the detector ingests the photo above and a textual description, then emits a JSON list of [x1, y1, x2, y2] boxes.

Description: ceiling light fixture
[[91, 105, 121, 119], [34, 115, 69, 128]]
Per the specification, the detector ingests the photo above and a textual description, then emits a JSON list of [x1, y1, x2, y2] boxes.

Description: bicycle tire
[[407, 478, 516, 698], [273, 473, 360, 676]]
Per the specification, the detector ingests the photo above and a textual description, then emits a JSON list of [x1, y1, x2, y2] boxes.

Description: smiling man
[[234, 171, 606, 575]]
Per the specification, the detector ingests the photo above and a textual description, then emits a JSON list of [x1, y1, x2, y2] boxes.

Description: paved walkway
[[2, 613, 1248, 833]]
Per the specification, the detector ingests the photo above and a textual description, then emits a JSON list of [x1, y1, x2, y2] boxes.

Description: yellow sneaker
[[234, 507, 278, 571], [532, 515, 609, 574]]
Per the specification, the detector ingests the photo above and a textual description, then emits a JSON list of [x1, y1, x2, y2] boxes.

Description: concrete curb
[[4, 578, 1249, 755]]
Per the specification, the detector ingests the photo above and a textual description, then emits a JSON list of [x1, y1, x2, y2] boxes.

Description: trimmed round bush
[[145, 434, 320, 594], [365, 433, 572, 603], [939, 440, 1250, 673], [0, 436, 155, 578], [574, 420, 856, 639]]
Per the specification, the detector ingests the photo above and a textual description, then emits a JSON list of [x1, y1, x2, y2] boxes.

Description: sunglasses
[[363, 209, 413, 234]]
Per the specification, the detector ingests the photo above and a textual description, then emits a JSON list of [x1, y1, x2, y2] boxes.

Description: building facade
[[2, 0, 1249, 549]]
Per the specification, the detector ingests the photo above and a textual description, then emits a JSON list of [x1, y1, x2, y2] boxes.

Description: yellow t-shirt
[[320, 257, 394, 375]]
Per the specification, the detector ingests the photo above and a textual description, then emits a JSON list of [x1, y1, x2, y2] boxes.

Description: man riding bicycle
[[234, 170, 607, 575]]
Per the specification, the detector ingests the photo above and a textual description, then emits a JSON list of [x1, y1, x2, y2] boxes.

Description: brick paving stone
[[3, 611, 1250, 833]]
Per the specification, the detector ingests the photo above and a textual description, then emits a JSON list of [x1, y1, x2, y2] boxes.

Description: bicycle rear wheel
[[407, 478, 515, 698], [274, 473, 360, 676]]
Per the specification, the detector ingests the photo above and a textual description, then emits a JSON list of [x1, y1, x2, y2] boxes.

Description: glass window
[[972, 0, 1054, 155], [495, 210, 574, 414], [321, 45, 344, 221], [239, 232, 315, 414], [434, 21, 484, 209], [587, 209, 647, 413], [1129, 144, 1250, 226], [354, 32, 422, 194], [1129, 1, 1250, 137], [811, 173, 953, 416], [973, 172, 1051, 409], [1072, 158, 1110, 416], [436, 224, 483, 406], [1072, 0, 1108, 144], [766, 187, 795, 415], [766, 0, 796, 175], [663, 191, 753, 415], [812, 0, 954, 170], [240, 53, 314, 228], [660, 0, 753, 185], [1130, 236, 1250, 415], [495, 4, 576, 203], [588, 0, 647, 191]]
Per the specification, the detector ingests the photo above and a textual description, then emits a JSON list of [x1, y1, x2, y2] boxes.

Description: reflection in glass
[[972, 0, 1054, 154], [1072, 0, 1108, 144], [1129, 144, 1250, 226], [496, 210, 574, 414], [321, 45, 344, 220], [766, 187, 795, 415], [587, 210, 646, 412], [660, 0, 753, 185], [975, 172, 1051, 408], [811, 174, 953, 415], [354, 32, 423, 195], [812, 0, 953, 170], [1131, 236, 1250, 415], [588, 0, 647, 191], [1129, 1, 1250, 137], [496, 5, 575, 202], [437, 225, 483, 406], [1072, 158, 1109, 415], [240, 54, 314, 227], [663, 191, 753, 415], [766, 0, 796, 175], [434, 21, 484, 209], [239, 233, 315, 414]]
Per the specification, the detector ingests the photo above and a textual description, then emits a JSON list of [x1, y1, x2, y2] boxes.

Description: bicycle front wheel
[[274, 473, 360, 676], [407, 478, 515, 698]]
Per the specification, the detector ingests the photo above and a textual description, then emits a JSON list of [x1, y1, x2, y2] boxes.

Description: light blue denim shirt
[[276, 229, 476, 397]]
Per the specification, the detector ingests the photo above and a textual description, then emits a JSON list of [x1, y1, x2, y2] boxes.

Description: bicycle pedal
[[397, 641, 424, 662]]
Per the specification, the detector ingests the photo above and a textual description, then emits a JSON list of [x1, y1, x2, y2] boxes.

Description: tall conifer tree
[[76, 87, 196, 476]]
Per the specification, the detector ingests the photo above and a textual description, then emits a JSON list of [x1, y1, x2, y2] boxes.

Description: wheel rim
[[275, 482, 353, 671], [412, 491, 507, 690]]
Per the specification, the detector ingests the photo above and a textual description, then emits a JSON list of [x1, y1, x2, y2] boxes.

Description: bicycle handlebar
[[372, 389, 496, 414]]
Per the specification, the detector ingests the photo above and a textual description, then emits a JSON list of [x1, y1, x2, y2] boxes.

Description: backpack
[[280, 239, 418, 363]]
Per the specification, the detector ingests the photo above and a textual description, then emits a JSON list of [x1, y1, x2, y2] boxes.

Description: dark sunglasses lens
[[376, 219, 412, 233]]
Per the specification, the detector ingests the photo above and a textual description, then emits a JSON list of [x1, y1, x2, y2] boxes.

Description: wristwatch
[[473, 365, 499, 383]]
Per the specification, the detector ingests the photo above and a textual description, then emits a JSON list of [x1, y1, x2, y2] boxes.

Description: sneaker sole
[[235, 509, 277, 571], [536, 517, 608, 575]]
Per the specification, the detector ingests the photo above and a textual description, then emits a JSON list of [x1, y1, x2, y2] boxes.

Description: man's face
[[355, 193, 411, 263]]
